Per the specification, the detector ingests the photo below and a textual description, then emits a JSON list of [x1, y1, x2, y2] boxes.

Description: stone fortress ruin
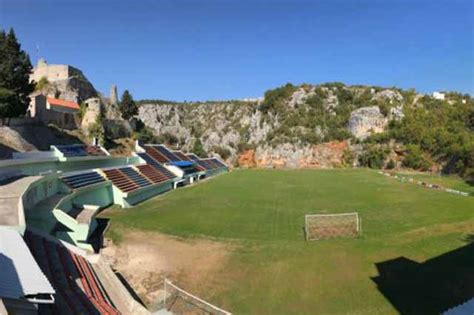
[[26, 58, 128, 135]]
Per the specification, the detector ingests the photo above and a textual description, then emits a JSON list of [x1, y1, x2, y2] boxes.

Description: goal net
[[305, 212, 361, 241], [161, 279, 232, 315]]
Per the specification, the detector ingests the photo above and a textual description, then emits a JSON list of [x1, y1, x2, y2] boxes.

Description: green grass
[[394, 171, 474, 195], [101, 169, 474, 315]]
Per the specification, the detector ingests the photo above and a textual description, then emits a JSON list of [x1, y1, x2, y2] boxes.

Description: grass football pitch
[[102, 169, 474, 314]]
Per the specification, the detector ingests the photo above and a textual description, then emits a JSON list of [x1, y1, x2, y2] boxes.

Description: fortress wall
[[31, 64, 71, 82]]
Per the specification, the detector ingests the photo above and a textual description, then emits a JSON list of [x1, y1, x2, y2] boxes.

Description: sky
[[0, 0, 472, 101]]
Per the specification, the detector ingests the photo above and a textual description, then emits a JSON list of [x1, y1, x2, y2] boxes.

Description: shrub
[[192, 138, 207, 157], [88, 115, 104, 144], [403, 144, 431, 170], [359, 146, 388, 169], [259, 83, 296, 113], [212, 146, 231, 160], [155, 132, 179, 145], [35, 77, 49, 91], [386, 159, 396, 169], [342, 148, 355, 166], [136, 126, 157, 143]]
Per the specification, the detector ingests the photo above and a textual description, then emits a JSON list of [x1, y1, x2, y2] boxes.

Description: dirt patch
[[102, 230, 233, 306], [395, 220, 474, 245]]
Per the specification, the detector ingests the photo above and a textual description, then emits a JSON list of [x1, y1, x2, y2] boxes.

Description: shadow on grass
[[371, 236, 474, 315]]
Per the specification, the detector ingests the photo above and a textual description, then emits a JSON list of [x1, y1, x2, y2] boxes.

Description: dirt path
[[102, 230, 233, 306]]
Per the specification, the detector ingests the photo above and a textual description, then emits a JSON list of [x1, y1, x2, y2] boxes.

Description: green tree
[[192, 138, 207, 158], [119, 90, 138, 120], [0, 28, 34, 121], [403, 144, 431, 171]]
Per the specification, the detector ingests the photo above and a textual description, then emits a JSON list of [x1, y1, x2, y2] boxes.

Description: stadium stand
[[137, 152, 176, 178], [186, 153, 200, 161], [0, 140, 229, 314], [54, 144, 107, 158], [144, 146, 169, 163], [208, 158, 227, 168], [195, 159, 214, 171], [0, 227, 55, 312], [102, 168, 140, 193], [136, 164, 171, 184], [119, 167, 152, 188], [85, 146, 107, 156], [24, 230, 119, 314], [55, 144, 88, 157], [61, 171, 106, 190], [172, 151, 192, 161], [172, 151, 206, 172], [152, 145, 181, 161]]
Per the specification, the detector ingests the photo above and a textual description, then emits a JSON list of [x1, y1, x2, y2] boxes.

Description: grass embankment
[[101, 169, 474, 315]]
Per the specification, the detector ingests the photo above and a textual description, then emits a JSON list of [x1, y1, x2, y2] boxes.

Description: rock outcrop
[[347, 106, 388, 140], [238, 141, 351, 168], [137, 84, 414, 167]]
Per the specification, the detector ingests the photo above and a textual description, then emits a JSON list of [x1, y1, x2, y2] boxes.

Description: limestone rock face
[[288, 87, 315, 109], [348, 106, 388, 140], [238, 141, 351, 168], [373, 89, 403, 103]]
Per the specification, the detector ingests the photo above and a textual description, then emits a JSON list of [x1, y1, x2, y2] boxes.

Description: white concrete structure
[[433, 91, 446, 100]]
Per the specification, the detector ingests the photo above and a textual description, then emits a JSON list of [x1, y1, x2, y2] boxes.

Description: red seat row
[[136, 164, 170, 183], [24, 231, 120, 314], [102, 168, 140, 193]]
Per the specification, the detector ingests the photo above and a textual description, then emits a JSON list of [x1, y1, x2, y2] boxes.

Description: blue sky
[[1, 0, 472, 100]]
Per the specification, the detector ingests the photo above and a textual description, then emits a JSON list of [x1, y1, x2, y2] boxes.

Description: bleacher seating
[[119, 167, 152, 188], [102, 168, 139, 193], [196, 159, 214, 170], [24, 230, 119, 314], [172, 151, 191, 161], [205, 159, 220, 168], [102, 167, 156, 193], [55, 144, 106, 157], [209, 158, 227, 168], [153, 145, 181, 161], [186, 153, 200, 161], [136, 164, 171, 183], [62, 171, 106, 189], [55, 145, 88, 157], [137, 153, 176, 178], [144, 147, 169, 163], [173, 151, 206, 172], [85, 146, 107, 156]]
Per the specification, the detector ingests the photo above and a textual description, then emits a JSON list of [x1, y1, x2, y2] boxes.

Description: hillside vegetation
[[137, 83, 473, 179]]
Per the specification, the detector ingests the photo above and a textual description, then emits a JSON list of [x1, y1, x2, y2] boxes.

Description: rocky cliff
[[137, 83, 413, 168]]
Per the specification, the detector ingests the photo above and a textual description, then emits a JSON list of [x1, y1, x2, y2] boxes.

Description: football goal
[[162, 279, 232, 315], [305, 212, 361, 241]]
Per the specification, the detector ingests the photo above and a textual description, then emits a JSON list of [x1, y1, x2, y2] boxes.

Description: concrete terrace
[[0, 176, 40, 226]]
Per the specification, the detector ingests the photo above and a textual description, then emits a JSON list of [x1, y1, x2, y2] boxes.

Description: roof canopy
[[170, 161, 194, 168], [0, 228, 55, 302]]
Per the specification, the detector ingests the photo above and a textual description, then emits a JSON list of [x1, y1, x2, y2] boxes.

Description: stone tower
[[110, 84, 118, 105]]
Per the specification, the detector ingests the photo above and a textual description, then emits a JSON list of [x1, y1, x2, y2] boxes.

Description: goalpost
[[163, 279, 232, 315], [305, 212, 361, 241]]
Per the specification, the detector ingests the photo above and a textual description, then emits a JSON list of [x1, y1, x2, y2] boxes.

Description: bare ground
[[101, 230, 233, 307]]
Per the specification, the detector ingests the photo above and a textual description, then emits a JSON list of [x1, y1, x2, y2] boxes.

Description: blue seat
[[62, 172, 105, 189]]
